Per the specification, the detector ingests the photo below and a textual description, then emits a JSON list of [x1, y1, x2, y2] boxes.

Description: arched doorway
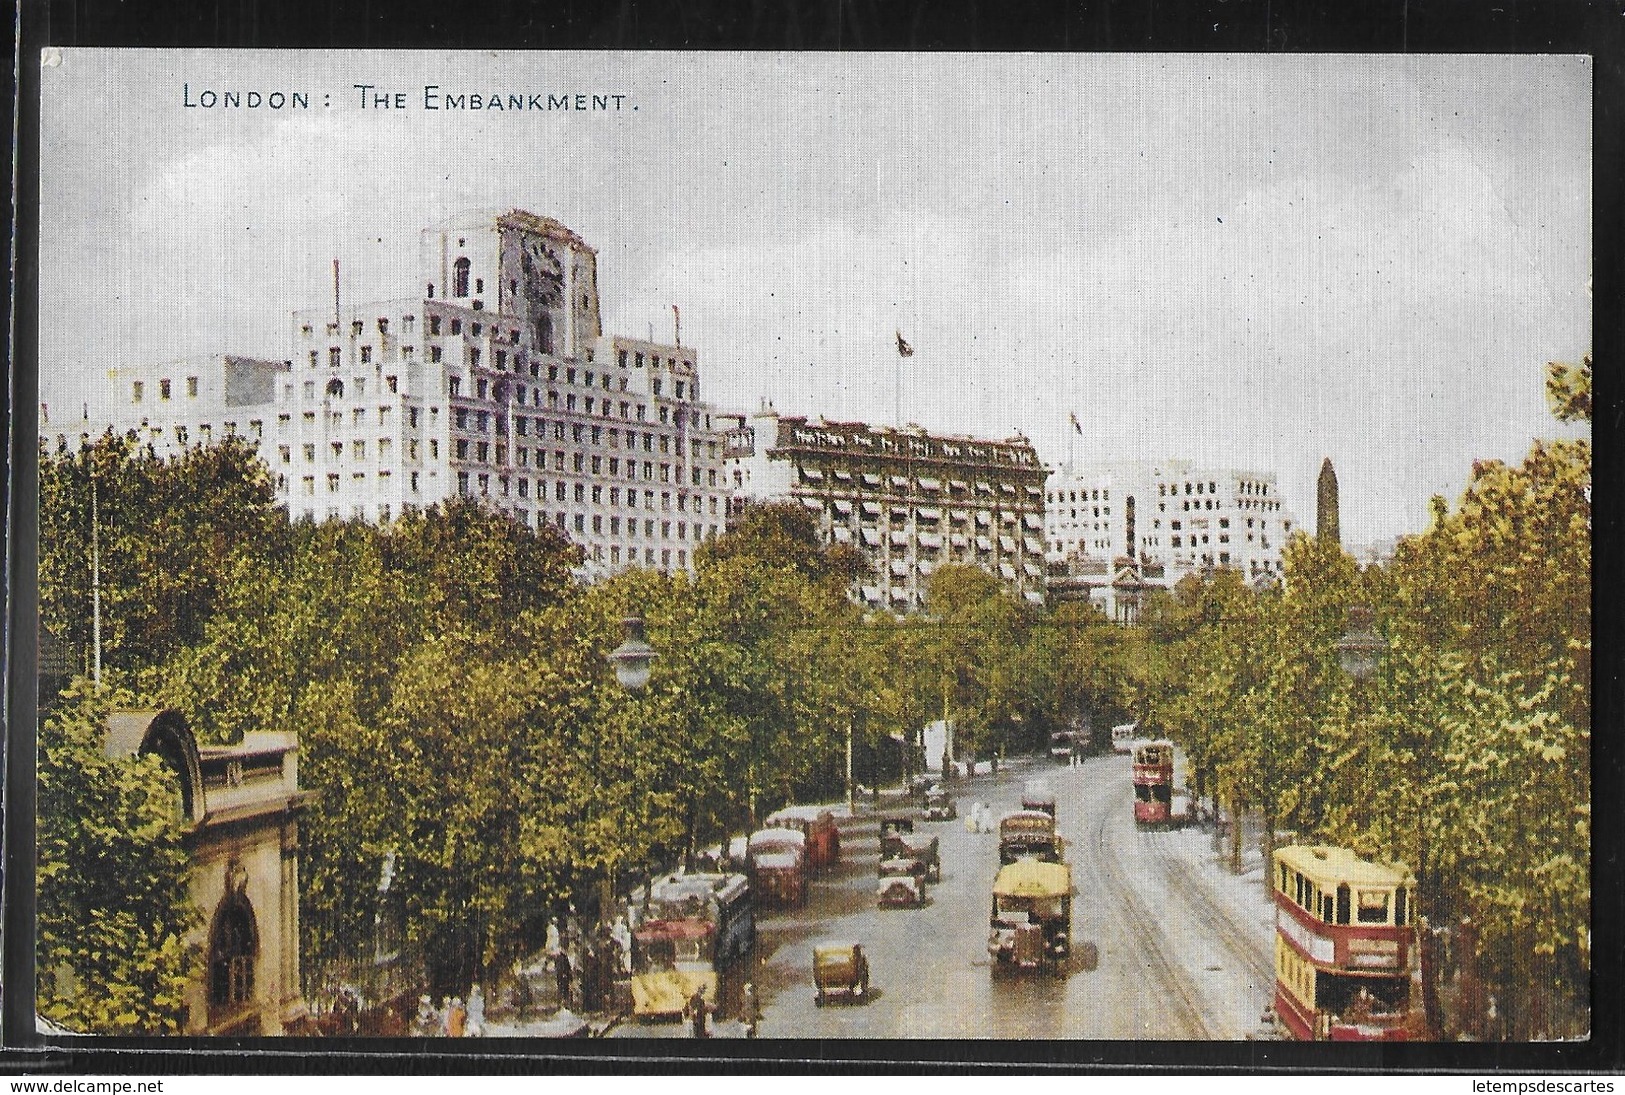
[[208, 876, 261, 1032]]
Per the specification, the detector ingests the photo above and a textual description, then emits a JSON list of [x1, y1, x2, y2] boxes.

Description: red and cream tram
[[1131, 740, 1175, 827], [1272, 844, 1418, 1041]]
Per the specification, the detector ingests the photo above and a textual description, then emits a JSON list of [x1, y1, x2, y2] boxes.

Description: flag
[[1070, 411, 1082, 435], [896, 331, 914, 358]]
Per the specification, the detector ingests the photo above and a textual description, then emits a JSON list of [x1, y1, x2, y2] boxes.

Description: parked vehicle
[[763, 805, 841, 871], [1021, 778, 1057, 818], [876, 855, 928, 908], [998, 809, 1064, 864], [987, 856, 1075, 975], [747, 828, 807, 908], [812, 942, 871, 1006], [922, 784, 957, 821], [630, 918, 716, 1019], [879, 816, 941, 882], [1273, 844, 1419, 1041], [629, 871, 754, 1020]]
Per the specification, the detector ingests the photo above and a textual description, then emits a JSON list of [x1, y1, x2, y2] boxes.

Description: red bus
[[1272, 844, 1418, 1041], [747, 827, 807, 908], [1131, 741, 1175, 827], [763, 805, 840, 871]]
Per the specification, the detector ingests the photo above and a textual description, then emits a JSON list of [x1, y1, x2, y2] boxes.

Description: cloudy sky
[[39, 50, 1590, 546]]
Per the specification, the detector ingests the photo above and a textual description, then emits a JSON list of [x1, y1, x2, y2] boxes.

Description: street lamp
[[1335, 605, 1387, 681], [607, 616, 657, 692]]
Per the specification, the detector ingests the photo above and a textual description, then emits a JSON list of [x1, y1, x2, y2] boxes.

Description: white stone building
[[53, 211, 735, 576], [47, 354, 289, 458], [1046, 459, 1297, 593], [725, 405, 1048, 611]]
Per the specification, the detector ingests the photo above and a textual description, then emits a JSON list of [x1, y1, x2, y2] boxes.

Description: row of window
[[1047, 488, 1111, 504], [162, 421, 265, 444], [130, 377, 202, 403], [1279, 863, 1410, 927]]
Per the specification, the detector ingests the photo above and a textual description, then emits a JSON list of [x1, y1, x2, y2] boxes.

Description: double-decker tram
[[1131, 740, 1175, 826], [1272, 845, 1418, 1041]]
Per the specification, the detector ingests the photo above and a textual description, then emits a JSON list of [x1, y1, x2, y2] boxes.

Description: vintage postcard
[[29, 49, 1590, 1049]]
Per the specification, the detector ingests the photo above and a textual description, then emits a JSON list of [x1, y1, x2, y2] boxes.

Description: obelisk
[[1316, 458, 1341, 546]]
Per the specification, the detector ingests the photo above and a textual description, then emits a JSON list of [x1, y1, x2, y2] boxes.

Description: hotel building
[[724, 405, 1048, 611]]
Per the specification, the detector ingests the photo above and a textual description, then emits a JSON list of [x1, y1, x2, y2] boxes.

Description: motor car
[[987, 856, 1075, 976], [879, 816, 941, 882], [877, 855, 928, 908]]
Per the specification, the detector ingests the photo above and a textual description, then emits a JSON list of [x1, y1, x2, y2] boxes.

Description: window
[[159, 379, 172, 400], [132, 381, 144, 402], [1356, 890, 1390, 924], [451, 319, 462, 335], [207, 891, 258, 1020], [360, 346, 372, 364], [186, 376, 199, 397]]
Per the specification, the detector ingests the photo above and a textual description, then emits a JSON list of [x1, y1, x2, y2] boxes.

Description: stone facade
[[52, 211, 734, 576], [104, 711, 308, 1036], [1046, 459, 1296, 587], [725, 406, 1048, 610]]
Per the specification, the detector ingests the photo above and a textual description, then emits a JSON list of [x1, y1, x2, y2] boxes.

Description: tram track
[[1141, 824, 1278, 995], [1083, 779, 1214, 1039]]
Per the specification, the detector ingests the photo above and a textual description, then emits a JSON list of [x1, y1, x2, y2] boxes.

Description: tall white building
[[56, 211, 735, 576], [1046, 459, 1296, 583]]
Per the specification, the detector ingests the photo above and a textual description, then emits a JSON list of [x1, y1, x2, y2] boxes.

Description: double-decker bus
[[747, 827, 808, 908], [630, 871, 754, 1019], [1272, 845, 1418, 1041], [1131, 740, 1175, 826], [763, 805, 840, 871]]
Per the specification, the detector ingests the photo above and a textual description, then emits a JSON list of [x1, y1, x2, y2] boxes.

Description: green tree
[[39, 434, 280, 678], [36, 681, 198, 1034]]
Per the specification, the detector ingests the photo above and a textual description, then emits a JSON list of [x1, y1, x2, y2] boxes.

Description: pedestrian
[[739, 982, 762, 1038], [414, 995, 437, 1037], [686, 985, 709, 1038], [553, 947, 573, 1012], [611, 915, 633, 975], [466, 983, 485, 1037], [444, 996, 466, 1037]]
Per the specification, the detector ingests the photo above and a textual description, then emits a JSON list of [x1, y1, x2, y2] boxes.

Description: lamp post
[[608, 616, 657, 692], [604, 616, 658, 975], [1335, 605, 1385, 682]]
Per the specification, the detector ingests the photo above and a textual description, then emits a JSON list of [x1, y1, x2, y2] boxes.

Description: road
[[613, 751, 1276, 1039]]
